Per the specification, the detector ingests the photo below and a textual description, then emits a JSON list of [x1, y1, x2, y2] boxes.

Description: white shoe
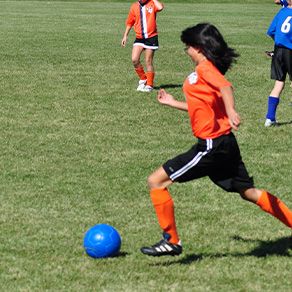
[[137, 80, 147, 91], [140, 85, 153, 92], [264, 119, 276, 127]]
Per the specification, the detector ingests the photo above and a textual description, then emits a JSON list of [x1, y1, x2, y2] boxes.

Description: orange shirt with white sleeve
[[183, 59, 232, 140], [126, 1, 159, 39]]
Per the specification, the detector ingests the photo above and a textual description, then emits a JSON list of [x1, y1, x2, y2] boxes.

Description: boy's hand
[[228, 110, 241, 131], [157, 89, 175, 106], [121, 36, 127, 47]]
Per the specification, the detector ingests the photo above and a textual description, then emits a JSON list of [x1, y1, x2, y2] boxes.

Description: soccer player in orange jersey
[[121, 0, 164, 92], [140, 23, 292, 257]]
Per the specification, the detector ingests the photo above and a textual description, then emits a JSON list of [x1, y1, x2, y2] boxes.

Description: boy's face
[[139, 0, 149, 5]]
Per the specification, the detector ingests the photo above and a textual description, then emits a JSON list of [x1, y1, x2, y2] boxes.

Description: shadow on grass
[[275, 120, 292, 126], [150, 236, 291, 266], [231, 235, 292, 257], [116, 251, 129, 258], [154, 84, 182, 90]]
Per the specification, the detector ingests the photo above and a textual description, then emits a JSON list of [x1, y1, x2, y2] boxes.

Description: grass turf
[[0, 1, 291, 291]]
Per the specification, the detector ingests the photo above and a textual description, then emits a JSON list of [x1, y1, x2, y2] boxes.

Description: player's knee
[[147, 173, 155, 189], [147, 173, 162, 190], [239, 188, 261, 203], [132, 58, 140, 67]]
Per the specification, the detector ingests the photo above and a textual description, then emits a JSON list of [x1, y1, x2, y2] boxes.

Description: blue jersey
[[267, 7, 292, 49]]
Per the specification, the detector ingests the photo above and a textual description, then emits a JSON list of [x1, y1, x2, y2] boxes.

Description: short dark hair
[[138, 0, 149, 5], [181, 23, 239, 74]]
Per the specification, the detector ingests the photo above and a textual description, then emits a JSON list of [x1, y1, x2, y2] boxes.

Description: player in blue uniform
[[265, 0, 292, 127], [266, 0, 289, 57]]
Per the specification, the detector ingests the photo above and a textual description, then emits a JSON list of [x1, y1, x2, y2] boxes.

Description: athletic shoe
[[140, 85, 153, 92], [137, 80, 147, 91], [265, 51, 274, 57], [140, 233, 182, 257], [264, 119, 277, 127]]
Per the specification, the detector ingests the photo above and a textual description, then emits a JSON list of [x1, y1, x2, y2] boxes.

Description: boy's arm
[[121, 25, 132, 47], [157, 89, 188, 111], [121, 5, 135, 47], [153, 0, 164, 11], [220, 86, 240, 131], [267, 16, 277, 39]]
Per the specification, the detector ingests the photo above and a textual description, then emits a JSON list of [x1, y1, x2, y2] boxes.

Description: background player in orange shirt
[[121, 0, 164, 92], [140, 23, 292, 257]]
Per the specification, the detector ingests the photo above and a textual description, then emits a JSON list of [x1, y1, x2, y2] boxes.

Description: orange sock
[[134, 65, 146, 80], [150, 188, 179, 244], [256, 191, 292, 228], [146, 71, 155, 87]]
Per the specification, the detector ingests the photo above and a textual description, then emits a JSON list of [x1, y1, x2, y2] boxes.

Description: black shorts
[[133, 35, 159, 50], [163, 133, 254, 193], [271, 46, 292, 81]]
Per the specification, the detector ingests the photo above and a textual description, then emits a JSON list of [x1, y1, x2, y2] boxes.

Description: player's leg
[[270, 80, 285, 97], [131, 45, 147, 90], [144, 48, 155, 91], [265, 46, 287, 127], [240, 188, 292, 228], [140, 35, 159, 92], [265, 80, 284, 126], [147, 167, 179, 244], [209, 133, 291, 228], [141, 141, 212, 256], [288, 49, 292, 104], [140, 167, 182, 256]]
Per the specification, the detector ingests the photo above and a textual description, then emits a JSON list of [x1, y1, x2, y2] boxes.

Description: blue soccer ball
[[83, 224, 121, 258]]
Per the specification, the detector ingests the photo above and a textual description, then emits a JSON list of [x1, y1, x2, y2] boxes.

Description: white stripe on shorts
[[133, 43, 159, 50], [169, 139, 213, 181]]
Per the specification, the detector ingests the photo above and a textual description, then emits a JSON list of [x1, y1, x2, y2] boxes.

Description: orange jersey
[[183, 60, 232, 140], [126, 1, 160, 39]]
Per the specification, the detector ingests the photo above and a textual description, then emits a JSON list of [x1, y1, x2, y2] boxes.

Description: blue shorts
[[163, 133, 254, 193]]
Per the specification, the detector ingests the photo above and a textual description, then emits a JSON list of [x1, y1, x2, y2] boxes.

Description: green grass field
[[0, 1, 292, 291]]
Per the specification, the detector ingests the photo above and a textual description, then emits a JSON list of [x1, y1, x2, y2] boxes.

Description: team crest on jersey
[[188, 72, 198, 84], [147, 7, 153, 13]]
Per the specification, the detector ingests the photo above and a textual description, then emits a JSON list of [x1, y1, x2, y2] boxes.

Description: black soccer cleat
[[140, 233, 182, 257]]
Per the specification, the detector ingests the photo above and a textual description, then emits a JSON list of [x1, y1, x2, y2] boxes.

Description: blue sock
[[266, 96, 279, 121]]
